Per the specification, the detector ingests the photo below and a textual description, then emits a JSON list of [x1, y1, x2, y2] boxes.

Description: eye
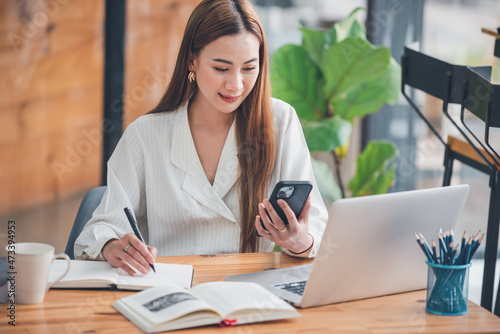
[[243, 66, 257, 72], [214, 67, 228, 72]]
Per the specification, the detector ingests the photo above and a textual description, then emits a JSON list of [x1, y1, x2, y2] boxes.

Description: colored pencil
[[415, 233, 433, 262], [416, 229, 483, 266], [469, 233, 484, 260], [449, 245, 459, 265], [460, 231, 466, 253], [431, 241, 438, 264], [420, 238, 434, 262]]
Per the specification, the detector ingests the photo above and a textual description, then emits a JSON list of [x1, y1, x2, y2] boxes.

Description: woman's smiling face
[[189, 31, 260, 115]]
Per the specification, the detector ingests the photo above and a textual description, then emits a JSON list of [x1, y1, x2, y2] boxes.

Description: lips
[[219, 93, 241, 103]]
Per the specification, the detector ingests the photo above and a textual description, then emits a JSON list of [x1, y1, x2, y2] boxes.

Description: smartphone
[[256, 181, 313, 237]]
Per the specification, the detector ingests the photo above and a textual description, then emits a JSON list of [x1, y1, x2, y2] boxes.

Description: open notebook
[[113, 281, 300, 333], [49, 260, 193, 290]]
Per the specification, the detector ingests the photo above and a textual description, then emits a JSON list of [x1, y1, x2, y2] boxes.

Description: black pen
[[124, 207, 156, 273]]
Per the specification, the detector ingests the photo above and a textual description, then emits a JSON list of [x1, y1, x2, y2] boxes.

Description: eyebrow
[[212, 57, 258, 65]]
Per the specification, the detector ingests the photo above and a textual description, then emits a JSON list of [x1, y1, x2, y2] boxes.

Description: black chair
[[459, 67, 500, 314], [65, 186, 107, 259], [401, 45, 500, 314]]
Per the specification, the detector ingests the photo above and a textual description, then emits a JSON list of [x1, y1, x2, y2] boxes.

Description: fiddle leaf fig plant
[[271, 7, 400, 200]]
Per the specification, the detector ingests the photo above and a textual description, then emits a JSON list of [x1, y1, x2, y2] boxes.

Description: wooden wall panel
[[0, 0, 104, 215], [124, 0, 201, 125], [0, 0, 201, 216]]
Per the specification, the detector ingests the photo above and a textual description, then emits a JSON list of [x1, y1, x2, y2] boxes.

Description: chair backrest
[[65, 186, 107, 259], [401, 43, 497, 166], [464, 67, 496, 125], [401, 44, 465, 147], [463, 67, 500, 163]]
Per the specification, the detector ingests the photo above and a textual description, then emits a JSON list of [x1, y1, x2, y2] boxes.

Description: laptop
[[226, 185, 470, 308]]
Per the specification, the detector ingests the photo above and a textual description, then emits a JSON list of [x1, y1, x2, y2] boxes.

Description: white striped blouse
[[74, 98, 328, 259]]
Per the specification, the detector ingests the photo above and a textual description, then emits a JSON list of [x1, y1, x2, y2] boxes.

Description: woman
[[75, 0, 328, 276]]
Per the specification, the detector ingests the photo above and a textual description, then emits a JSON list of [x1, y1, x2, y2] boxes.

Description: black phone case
[[256, 181, 313, 236]]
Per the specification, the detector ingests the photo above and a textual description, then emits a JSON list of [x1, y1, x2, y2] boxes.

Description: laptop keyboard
[[273, 280, 307, 296]]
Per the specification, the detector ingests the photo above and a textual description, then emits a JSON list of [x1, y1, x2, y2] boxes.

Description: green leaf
[[311, 157, 342, 202], [301, 117, 352, 152], [333, 58, 401, 120], [300, 26, 327, 68], [271, 44, 326, 121], [380, 57, 402, 104], [348, 141, 398, 197], [371, 164, 396, 195], [328, 7, 366, 45], [323, 38, 391, 104]]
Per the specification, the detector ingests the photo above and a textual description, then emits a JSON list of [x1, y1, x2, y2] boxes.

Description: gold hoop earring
[[188, 71, 196, 83]]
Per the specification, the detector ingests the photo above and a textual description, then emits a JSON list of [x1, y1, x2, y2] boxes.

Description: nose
[[224, 71, 243, 93]]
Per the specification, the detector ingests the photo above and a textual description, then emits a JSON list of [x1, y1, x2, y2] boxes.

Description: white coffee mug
[[7, 243, 70, 304]]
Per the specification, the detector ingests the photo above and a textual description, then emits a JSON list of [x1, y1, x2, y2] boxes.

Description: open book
[[48, 260, 193, 290], [113, 281, 301, 332]]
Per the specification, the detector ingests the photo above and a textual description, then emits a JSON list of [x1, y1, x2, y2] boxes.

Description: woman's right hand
[[101, 233, 157, 276]]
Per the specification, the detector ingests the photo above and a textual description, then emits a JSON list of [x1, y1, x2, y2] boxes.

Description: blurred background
[[0, 0, 499, 306]]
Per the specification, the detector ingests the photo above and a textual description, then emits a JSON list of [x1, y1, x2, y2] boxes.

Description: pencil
[[419, 233, 432, 254], [450, 245, 459, 265], [420, 238, 434, 262], [419, 233, 434, 261], [460, 231, 466, 253], [415, 233, 433, 262], [456, 237, 469, 265], [445, 241, 453, 264], [431, 241, 438, 264], [463, 237, 473, 265], [438, 231, 447, 262], [469, 233, 484, 260]]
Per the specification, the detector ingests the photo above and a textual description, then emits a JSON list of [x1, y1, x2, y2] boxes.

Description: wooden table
[[2, 252, 500, 333]]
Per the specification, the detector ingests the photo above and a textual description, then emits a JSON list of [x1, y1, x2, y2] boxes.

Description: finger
[[255, 215, 272, 239], [124, 233, 156, 265], [147, 246, 158, 257], [277, 199, 298, 229], [121, 246, 151, 274], [258, 203, 278, 235], [131, 238, 155, 265], [120, 234, 153, 273], [107, 255, 139, 276], [105, 236, 149, 276], [263, 199, 286, 230], [127, 238, 155, 271], [297, 196, 312, 222]]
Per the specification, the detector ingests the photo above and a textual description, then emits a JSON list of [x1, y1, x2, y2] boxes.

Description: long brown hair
[[150, 0, 275, 252]]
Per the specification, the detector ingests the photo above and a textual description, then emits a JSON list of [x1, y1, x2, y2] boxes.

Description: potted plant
[[271, 7, 400, 200]]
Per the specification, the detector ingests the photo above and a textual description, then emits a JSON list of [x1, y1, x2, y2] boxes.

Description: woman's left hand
[[254, 196, 313, 253]]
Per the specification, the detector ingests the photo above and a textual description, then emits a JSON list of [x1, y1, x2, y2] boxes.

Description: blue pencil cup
[[425, 260, 471, 316]]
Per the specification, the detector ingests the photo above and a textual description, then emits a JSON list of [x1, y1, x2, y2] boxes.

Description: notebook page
[[115, 263, 193, 289], [49, 260, 118, 286]]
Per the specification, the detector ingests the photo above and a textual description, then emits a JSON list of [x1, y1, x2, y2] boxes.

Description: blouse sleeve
[[74, 123, 147, 260], [277, 104, 329, 258]]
